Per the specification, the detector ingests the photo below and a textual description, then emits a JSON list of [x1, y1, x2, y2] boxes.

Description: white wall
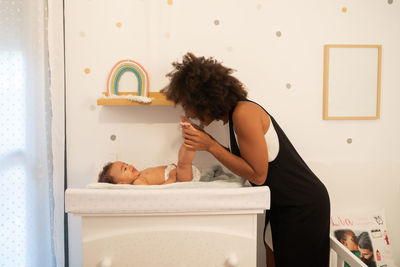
[[65, 0, 400, 266]]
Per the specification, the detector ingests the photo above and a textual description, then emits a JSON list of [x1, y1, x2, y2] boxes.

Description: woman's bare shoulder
[[233, 101, 263, 114], [233, 101, 270, 133]]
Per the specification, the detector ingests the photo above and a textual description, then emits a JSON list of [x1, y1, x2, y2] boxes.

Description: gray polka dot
[[388, 0, 393, 4], [347, 138, 352, 144], [286, 83, 292, 89], [110, 134, 116, 141], [276, 31, 282, 37], [214, 19, 220, 26]]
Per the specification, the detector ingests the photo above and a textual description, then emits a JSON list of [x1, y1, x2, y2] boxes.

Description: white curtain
[[0, 0, 58, 266]]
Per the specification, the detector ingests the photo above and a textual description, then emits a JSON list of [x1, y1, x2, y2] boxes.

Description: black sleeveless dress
[[229, 100, 330, 267]]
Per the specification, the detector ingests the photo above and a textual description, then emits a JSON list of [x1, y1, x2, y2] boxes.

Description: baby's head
[[334, 229, 358, 251], [98, 161, 140, 184]]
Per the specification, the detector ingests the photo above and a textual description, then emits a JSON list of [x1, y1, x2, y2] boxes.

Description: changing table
[[65, 184, 270, 267]]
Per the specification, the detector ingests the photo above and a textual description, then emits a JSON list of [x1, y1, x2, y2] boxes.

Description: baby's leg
[[179, 122, 197, 164], [163, 168, 177, 184], [177, 143, 195, 182], [177, 122, 198, 182], [178, 143, 195, 164]]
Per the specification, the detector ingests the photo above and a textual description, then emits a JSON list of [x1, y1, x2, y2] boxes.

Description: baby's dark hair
[[162, 52, 248, 121], [98, 162, 115, 184], [334, 229, 355, 243]]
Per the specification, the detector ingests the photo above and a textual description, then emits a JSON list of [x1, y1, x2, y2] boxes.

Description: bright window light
[[0, 51, 27, 267]]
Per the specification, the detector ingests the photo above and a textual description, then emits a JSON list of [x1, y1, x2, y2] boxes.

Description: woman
[[162, 52, 330, 267], [358, 232, 377, 267]]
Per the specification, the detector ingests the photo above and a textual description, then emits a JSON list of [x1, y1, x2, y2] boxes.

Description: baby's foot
[[180, 115, 192, 123], [180, 115, 204, 131], [180, 121, 197, 131]]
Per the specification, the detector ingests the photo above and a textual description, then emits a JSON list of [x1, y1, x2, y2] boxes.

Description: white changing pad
[[87, 180, 247, 189], [65, 183, 270, 215]]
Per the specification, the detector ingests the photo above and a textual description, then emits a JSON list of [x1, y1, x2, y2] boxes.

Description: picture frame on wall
[[323, 44, 382, 120]]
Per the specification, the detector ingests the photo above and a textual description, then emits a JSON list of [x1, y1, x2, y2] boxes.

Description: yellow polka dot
[[116, 22, 122, 28], [167, 0, 173, 5], [84, 68, 90, 74], [342, 7, 347, 13]]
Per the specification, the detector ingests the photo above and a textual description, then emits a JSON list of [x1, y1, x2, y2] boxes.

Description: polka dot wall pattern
[[76, 1, 304, 106], [76, 0, 304, 167], [67, 0, 398, 190]]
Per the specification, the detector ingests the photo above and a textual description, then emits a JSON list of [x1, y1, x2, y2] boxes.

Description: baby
[[334, 229, 361, 267], [334, 229, 359, 252], [98, 122, 197, 185]]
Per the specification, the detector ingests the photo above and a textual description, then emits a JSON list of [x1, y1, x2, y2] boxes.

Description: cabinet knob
[[226, 253, 239, 266], [100, 257, 112, 267]]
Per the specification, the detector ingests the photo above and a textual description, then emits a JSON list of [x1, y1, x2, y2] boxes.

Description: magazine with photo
[[331, 209, 395, 267]]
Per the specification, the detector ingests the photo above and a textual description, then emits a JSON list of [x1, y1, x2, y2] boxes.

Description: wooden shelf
[[97, 92, 175, 106]]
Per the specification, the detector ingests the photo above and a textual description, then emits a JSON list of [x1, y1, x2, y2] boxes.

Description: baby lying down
[[98, 123, 198, 185], [98, 144, 197, 185]]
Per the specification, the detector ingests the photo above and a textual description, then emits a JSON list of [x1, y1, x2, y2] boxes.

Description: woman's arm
[[182, 103, 269, 185]]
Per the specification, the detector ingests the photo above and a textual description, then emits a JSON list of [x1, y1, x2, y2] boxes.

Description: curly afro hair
[[161, 53, 248, 121]]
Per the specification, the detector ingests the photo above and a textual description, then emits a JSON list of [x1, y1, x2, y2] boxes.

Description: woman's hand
[[181, 126, 215, 151], [180, 117, 215, 151]]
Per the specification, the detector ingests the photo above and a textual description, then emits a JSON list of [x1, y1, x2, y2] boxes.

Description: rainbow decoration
[[105, 59, 151, 103]]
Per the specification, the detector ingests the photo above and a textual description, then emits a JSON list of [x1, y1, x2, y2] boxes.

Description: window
[[0, 51, 27, 266]]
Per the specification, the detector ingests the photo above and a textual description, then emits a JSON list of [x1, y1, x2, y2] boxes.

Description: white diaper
[[164, 164, 201, 182]]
